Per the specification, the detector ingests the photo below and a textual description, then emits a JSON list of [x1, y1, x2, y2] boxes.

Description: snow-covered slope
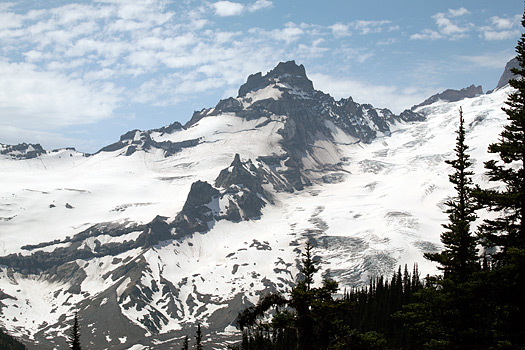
[[0, 61, 511, 350]]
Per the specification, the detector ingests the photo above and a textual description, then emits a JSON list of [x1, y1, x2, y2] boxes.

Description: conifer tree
[[68, 312, 81, 350], [290, 242, 318, 350], [181, 335, 189, 350], [472, 12, 525, 347], [426, 107, 479, 281], [194, 323, 203, 350], [474, 15, 525, 260]]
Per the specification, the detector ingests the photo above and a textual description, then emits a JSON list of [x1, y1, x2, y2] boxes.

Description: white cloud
[[0, 125, 84, 151], [330, 23, 351, 38], [330, 20, 394, 37], [0, 61, 121, 129], [310, 73, 432, 113], [460, 52, 516, 69], [248, 0, 273, 12], [211, 1, 244, 16], [412, 8, 472, 40], [479, 15, 521, 41], [352, 20, 392, 34], [410, 29, 442, 40], [211, 0, 272, 17], [448, 7, 470, 17]]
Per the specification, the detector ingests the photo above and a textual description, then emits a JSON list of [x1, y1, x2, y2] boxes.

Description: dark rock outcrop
[[0, 143, 46, 159], [413, 84, 483, 109], [172, 181, 220, 238], [238, 60, 314, 97], [494, 57, 519, 91]]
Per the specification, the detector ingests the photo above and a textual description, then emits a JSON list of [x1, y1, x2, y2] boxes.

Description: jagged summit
[[238, 60, 314, 97], [494, 57, 518, 91], [413, 84, 483, 110]]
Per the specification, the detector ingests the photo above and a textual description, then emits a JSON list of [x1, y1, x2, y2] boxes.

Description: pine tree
[[68, 312, 81, 350], [290, 242, 318, 350], [181, 335, 189, 350], [194, 323, 203, 350], [474, 16, 525, 261], [472, 12, 525, 348], [426, 107, 479, 281]]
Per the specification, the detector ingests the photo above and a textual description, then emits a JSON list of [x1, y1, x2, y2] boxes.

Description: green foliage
[[474, 15, 525, 264], [236, 243, 422, 350], [425, 107, 479, 281], [0, 328, 26, 350], [68, 312, 81, 350]]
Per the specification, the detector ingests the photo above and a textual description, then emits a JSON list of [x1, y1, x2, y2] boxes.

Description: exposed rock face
[[97, 128, 200, 157], [414, 84, 483, 109], [495, 57, 518, 90], [173, 181, 220, 237], [0, 143, 46, 159], [238, 60, 314, 97], [215, 154, 264, 194]]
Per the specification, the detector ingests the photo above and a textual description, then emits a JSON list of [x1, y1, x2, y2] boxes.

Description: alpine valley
[[0, 59, 516, 349]]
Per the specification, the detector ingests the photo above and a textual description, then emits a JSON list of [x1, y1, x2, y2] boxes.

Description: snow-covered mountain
[[0, 60, 512, 349]]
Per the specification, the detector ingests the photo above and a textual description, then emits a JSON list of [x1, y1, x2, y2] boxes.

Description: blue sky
[[0, 0, 522, 153]]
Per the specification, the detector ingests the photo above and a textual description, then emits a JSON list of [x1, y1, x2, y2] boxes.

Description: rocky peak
[[413, 84, 483, 109], [238, 60, 314, 97], [0, 142, 46, 159], [494, 57, 518, 91]]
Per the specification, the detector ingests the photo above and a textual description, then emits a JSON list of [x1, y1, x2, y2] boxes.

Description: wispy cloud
[[479, 15, 521, 41], [310, 73, 434, 113], [330, 19, 396, 38], [411, 7, 472, 40], [460, 51, 516, 69], [211, 0, 272, 17]]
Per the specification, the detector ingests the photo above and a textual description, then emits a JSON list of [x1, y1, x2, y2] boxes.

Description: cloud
[[0, 125, 85, 151], [460, 52, 516, 69], [248, 0, 273, 12], [310, 73, 433, 113], [211, 0, 271, 17], [330, 23, 351, 38], [0, 61, 121, 129], [352, 20, 393, 35], [412, 8, 472, 40], [330, 20, 395, 37], [448, 7, 470, 17], [211, 1, 244, 17], [410, 29, 442, 40], [479, 15, 521, 41]]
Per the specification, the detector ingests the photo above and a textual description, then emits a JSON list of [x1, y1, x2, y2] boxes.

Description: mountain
[[0, 60, 511, 349], [495, 57, 519, 90]]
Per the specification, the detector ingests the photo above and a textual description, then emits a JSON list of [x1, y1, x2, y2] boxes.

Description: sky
[[0, 0, 523, 153]]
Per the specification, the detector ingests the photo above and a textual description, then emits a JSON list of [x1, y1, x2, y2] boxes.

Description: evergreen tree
[[474, 16, 525, 262], [425, 107, 479, 281], [290, 242, 318, 350], [472, 12, 525, 348], [194, 323, 203, 350], [181, 335, 189, 350], [68, 312, 81, 350]]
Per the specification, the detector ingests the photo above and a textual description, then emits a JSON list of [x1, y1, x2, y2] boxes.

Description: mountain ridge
[[0, 59, 516, 349]]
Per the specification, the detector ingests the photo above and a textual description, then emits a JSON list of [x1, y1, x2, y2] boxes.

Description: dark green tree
[[181, 335, 189, 350], [425, 107, 479, 281], [68, 312, 81, 350], [472, 12, 525, 348], [194, 323, 203, 350], [474, 17, 525, 262], [290, 242, 318, 350]]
